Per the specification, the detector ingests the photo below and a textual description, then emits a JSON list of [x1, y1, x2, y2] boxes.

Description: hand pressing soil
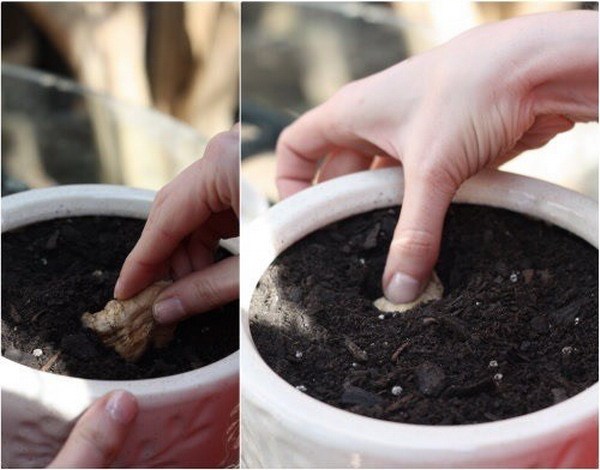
[[82, 281, 175, 362]]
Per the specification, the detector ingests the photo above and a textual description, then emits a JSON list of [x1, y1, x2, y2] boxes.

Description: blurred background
[[241, 1, 599, 222], [2, 2, 239, 193]]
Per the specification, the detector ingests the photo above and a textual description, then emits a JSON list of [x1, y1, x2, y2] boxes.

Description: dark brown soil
[[2, 216, 238, 380], [250, 204, 598, 425]]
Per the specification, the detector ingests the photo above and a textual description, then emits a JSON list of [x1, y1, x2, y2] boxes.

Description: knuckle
[[325, 103, 353, 136], [322, 111, 351, 139], [277, 126, 291, 145], [190, 277, 222, 311], [332, 80, 362, 103], [392, 229, 437, 258], [276, 126, 296, 158], [417, 161, 461, 196], [146, 188, 170, 227], [154, 185, 170, 206], [154, 223, 181, 245], [320, 81, 365, 138], [128, 252, 156, 271], [205, 131, 237, 160]]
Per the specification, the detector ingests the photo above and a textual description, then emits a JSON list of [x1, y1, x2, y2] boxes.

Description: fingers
[[494, 114, 575, 166], [48, 391, 138, 468], [115, 129, 239, 300], [315, 149, 373, 184], [181, 209, 240, 274], [275, 106, 340, 198], [278, 101, 456, 305], [371, 155, 401, 170], [153, 256, 239, 324], [383, 166, 457, 303], [167, 209, 239, 280], [170, 244, 194, 280], [276, 98, 385, 199]]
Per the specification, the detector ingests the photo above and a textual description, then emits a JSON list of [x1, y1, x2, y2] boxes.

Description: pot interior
[[2, 207, 239, 381], [242, 170, 597, 430]]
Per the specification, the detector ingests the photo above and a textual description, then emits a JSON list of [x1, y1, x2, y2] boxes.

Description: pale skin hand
[[114, 127, 240, 324], [276, 10, 598, 304], [49, 391, 138, 468], [49, 130, 238, 466]]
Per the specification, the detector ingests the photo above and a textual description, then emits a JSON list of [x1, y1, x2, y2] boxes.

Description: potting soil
[[2, 216, 238, 380], [250, 205, 598, 424]]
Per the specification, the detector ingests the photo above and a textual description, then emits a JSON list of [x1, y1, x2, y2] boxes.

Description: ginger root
[[374, 272, 444, 313], [81, 281, 175, 362]]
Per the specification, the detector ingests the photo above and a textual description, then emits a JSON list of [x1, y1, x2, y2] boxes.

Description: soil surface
[[250, 205, 598, 425], [2, 216, 238, 380]]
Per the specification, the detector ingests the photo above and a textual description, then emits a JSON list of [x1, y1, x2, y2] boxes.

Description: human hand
[[114, 127, 239, 324], [276, 10, 598, 303], [48, 391, 138, 468]]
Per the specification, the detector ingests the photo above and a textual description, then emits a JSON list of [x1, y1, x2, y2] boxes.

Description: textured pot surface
[[241, 168, 598, 468], [2, 185, 239, 468]]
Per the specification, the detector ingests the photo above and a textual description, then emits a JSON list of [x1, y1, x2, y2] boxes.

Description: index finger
[[116, 130, 239, 299], [276, 100, 384, 199]]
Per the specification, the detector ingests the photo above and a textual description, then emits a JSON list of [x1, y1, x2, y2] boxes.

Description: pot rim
[[241, 168, 598, 453], [1, 184, 239, 402]]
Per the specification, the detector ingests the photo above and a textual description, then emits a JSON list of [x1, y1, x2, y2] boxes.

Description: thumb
[[382, 166, 456, 303], [152, 256, 239, 324], [48, 391, 138, 468]]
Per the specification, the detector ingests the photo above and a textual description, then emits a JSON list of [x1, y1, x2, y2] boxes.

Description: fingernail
[[113, 278, 123, 298], [384, 272, 421, 304], [153, 297, 185, 324], [105, 391, 137, 425]]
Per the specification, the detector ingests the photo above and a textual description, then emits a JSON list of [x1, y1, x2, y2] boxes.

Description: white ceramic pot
[[2, 185, 239, 468], [241, 168, 598, 468]]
